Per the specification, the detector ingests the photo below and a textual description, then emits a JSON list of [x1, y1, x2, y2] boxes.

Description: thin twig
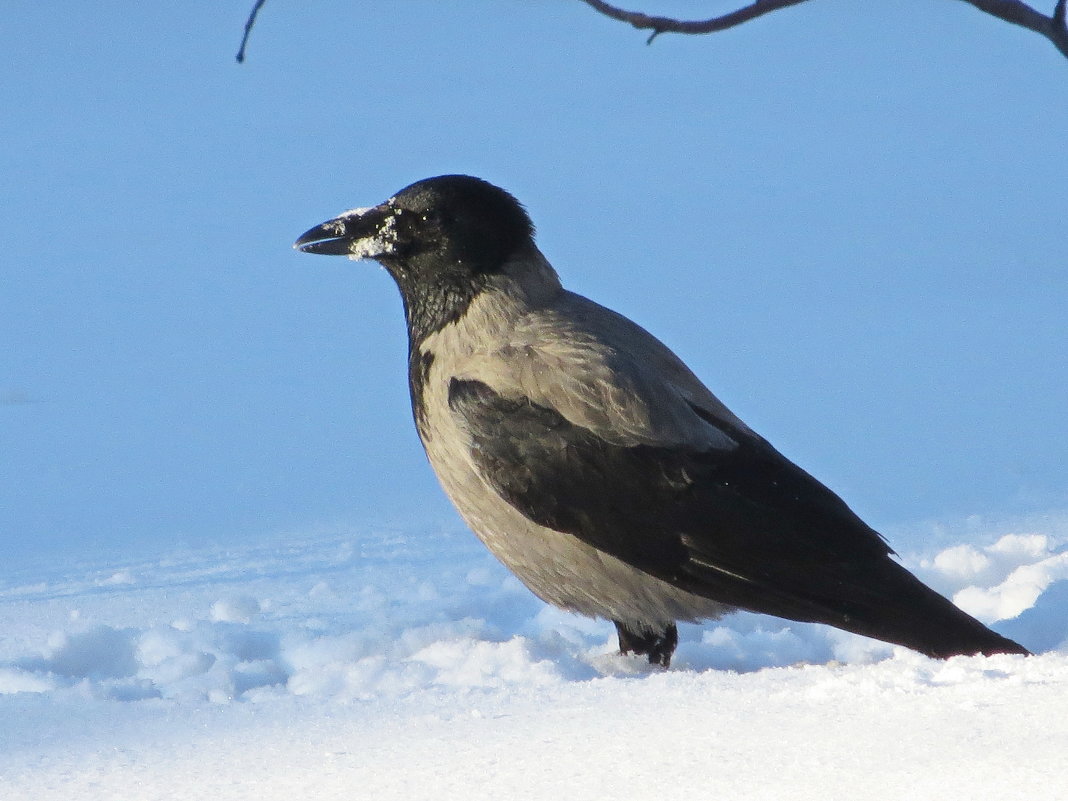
[[236, 0, 269, 63], [580, 0, 809, 41]]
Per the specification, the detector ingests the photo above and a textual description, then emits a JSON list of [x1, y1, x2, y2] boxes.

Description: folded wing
[[448, 377, 1028, 658]]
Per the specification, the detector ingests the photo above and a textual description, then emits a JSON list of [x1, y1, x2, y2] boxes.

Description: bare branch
[[579, 0, 1068, 60], [236, 0, 269, 63], [579, 0, 809, 43], [956, 0, 1068, 58], [233, 0, 1068, 64]]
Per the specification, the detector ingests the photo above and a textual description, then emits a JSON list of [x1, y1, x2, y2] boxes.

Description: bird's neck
[[401, 244, 561, 349]]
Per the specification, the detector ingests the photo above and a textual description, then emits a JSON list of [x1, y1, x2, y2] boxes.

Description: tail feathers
[[827, 567, 1031, 659], [878, 607, 1030, 659], [926, 630, 1030, 659]]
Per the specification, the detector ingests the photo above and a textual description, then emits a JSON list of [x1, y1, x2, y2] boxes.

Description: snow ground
[[2, 516, 1067, 800]]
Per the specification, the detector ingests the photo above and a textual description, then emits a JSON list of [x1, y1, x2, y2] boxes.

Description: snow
[[2, 516, 1067, 799], [331, 203, 400, 260]]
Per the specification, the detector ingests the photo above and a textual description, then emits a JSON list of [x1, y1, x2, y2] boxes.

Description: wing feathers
[[447, 377, 1028, 656]]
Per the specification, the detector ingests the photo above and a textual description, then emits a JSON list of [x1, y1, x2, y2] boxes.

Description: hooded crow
[[295, 175, 1029, 667]]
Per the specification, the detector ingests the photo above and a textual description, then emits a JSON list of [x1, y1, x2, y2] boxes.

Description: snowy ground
[[2, 514, 1067, 800]]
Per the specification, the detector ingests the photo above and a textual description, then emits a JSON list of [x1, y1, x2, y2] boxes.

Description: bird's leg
[[614, 621, 678, 667]]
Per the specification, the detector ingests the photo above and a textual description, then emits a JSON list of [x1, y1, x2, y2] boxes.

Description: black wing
[[448, 378, 1028, 657]]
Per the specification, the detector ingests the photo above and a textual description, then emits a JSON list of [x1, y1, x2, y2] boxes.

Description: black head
[[295, 175, 536, 339], [295, 175, 533, 282]]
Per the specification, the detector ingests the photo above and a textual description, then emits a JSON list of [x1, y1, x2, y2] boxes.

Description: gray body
[[415, 246, 736, 632]]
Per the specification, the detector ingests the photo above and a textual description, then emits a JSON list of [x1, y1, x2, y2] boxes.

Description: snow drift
[[1, 515, 1066, 799]]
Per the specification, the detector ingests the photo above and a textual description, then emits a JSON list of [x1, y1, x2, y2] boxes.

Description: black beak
[[293, 205, 392, 257], [294, 220, 353, 255]]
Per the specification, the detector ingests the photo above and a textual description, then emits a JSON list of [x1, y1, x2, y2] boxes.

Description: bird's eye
[[420, 210, 452, 227]]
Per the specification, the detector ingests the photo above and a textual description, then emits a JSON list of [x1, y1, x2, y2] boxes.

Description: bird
[[295, 174, 1029, 667]]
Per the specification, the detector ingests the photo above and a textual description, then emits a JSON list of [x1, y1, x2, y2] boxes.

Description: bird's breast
[[409, 334, 731, 631]]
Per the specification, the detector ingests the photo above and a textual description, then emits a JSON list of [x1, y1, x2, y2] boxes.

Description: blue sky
[[3, 1, 1066, 560]]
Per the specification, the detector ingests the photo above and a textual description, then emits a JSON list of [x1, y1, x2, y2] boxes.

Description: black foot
[[614, 621, 678, 667]]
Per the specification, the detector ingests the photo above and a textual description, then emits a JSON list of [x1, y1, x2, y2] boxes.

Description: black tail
[[823, 562, 1031, 659]]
